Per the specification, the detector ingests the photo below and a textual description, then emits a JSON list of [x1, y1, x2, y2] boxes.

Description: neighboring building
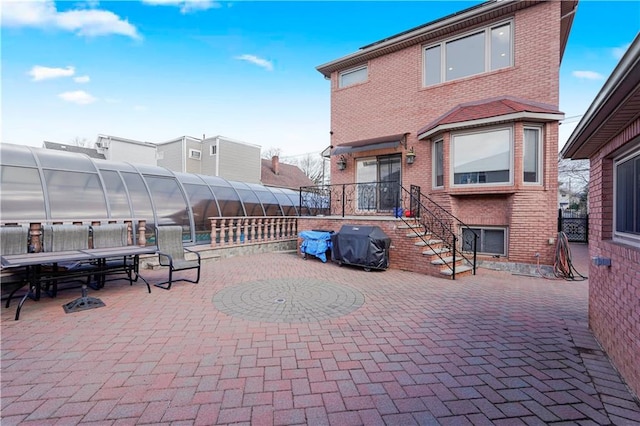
[[561, 34, 640, 398], [261, 156, 315, 190], [157, 135, 261, 184], [95, 134, 157, 165], [43, 141, 106, 159], [558, 185, 582, 211], [316, 0, 577, 270]]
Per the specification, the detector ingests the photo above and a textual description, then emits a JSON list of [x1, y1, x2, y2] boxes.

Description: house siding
[[185, 139, 202, 174], [218, 139, 261, 184], [202, 139, 219, 176], [157, 140, 184, 172], [328, 1, 562, 267], [106, 140, 157, 165], [588, 116, 640, 398]]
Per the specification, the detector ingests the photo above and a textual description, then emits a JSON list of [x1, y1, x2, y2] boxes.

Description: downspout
[[182, 136, 187, 172], [215, 136, 220, 177]]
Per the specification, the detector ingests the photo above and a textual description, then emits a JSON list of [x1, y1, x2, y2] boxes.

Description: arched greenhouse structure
[[0, 143, 305, 244]]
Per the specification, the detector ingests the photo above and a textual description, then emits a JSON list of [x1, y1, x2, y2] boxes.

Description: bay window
[[452, 127, 512, 185], [524, 126, 542, 184]]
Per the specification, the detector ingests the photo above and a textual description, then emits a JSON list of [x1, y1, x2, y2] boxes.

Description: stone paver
[[2, 243, 639, 425]]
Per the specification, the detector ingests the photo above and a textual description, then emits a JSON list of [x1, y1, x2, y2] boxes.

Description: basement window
[[462, 227, 507, 256]]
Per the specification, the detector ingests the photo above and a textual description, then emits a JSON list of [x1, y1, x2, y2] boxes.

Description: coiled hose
[[538, 231, 588, 281]]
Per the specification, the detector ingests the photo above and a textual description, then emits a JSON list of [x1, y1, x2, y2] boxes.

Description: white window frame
[[523, 125, 543, 185], [433, 139, 444, 188], [613, 145, 640, 247], [189, 149, 201, 160], [210, 145, 217, 156], [423, 20, 513, 87], [462, 226, 508, 256], [450, 126, 514, 187], [339, 65, 368, 88]]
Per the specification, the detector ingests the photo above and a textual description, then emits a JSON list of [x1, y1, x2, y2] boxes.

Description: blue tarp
[[299, 230, 333, 263]]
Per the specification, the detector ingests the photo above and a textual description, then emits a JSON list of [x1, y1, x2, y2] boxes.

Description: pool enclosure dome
[[0, 143, 303, 244]]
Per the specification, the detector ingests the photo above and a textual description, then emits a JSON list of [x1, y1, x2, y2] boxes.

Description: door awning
[[332, 133, 408, 156]]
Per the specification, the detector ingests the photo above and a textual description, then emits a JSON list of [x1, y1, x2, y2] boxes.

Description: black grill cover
[[331, 225, 391, 270]]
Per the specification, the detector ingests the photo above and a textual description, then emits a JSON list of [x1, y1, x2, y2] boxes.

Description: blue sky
[[1, 1, 638, 159]]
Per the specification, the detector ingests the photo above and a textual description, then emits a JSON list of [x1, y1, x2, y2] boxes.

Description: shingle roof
[[43, 141, 106, 159], [261, 159, 315, 190], [417, 96, 563, 139]]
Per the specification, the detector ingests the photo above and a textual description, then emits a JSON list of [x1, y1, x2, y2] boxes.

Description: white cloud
[[612, 43, 631, 60], [234, 54, 274, 71], [74, 75, 91, 83], [572, 70, 604, 81], [29, 65, 75, 81], [58, 90, 97, 105], [1, 0, 140, 39], [141, 0, 220, 14]]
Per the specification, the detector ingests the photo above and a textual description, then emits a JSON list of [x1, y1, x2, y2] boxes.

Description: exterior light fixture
[[337, 155, 347, 170], [406, 147, 416, 164]]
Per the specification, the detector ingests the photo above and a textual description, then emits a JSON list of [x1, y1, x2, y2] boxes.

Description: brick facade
[[324, 1, 563, 269], [586, 117, 640, 398]]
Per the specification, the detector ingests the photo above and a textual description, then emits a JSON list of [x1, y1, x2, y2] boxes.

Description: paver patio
[[2, 243, 639, 425]]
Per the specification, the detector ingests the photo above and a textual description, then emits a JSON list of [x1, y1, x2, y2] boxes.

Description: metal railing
[[299, 182, 478, 279]]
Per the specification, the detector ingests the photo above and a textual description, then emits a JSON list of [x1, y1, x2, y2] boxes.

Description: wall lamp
[[337, 155, 347, 171], [406, 147, 416, 165]]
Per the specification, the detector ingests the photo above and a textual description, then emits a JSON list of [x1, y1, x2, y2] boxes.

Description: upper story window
[[339, 65, 368, 88], [189, 149, 201, 160], [423, 21, 512, 86], [523, 126, 542, 184], [452, 127, 512, 186], [615, 148, 640, 246], [210, 145, 217, 156]]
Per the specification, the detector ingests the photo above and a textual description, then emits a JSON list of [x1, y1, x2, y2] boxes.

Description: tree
[[558, 156, 589, 193], [293, 153, 325, 185], [261, 147, 282, 159], [71, 137, 92, 147]]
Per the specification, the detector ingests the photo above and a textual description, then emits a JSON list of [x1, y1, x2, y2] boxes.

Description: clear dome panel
[[121, 172, 155, 239], [1, 165, 46, 220], [36, 148, 97, 172], [182, 183, 219, 243], [235, 188, 264, 216], [144, 176, 191, 237], [100, 170, 133, 218], [44, 170, 107, 220], [0, 144, 38, 167], [210, 185, 244, 216]]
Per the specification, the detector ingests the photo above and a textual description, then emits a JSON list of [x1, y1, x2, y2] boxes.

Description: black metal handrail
[[298, 182, 478, 279], [398, 185, 478, 279]]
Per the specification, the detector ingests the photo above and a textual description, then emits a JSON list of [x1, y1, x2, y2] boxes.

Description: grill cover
[[331, 225, 391, 270], [299, 230, 333, 262]]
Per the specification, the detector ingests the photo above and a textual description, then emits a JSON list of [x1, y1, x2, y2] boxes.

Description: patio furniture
[[154, 225, 201, 290], [1, 225, 30, 307]]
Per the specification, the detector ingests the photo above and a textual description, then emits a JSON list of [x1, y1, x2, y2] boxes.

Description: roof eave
[[561, 34, 640, 159], [316, 0, 538, 78], [418, 112, 564, 140]]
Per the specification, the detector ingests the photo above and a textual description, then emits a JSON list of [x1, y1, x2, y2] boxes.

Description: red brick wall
[[328, 2, 561, 266], [587, 117, 640, 398]]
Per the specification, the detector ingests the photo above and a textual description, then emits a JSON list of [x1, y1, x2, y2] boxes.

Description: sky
[[1, 1, 639, 159]]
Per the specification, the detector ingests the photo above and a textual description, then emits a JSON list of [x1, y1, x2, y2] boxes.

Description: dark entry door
[[378, 155, 401, 211]]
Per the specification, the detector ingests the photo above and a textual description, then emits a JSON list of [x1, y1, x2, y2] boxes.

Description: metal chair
[[90, 224, 135, 288], [154, 225, 201, 290], [1, 226, 30, 307]]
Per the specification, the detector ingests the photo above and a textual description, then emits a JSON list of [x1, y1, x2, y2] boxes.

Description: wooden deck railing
[[208, 216, 298, 247]]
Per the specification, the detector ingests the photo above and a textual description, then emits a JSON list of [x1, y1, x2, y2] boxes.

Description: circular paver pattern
[[213, 278, 365, 323]]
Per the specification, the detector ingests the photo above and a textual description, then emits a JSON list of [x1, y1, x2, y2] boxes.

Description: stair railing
[[399, 185, 478, 279]]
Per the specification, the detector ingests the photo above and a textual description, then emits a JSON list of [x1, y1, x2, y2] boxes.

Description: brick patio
[[2, 243, 639, 425]]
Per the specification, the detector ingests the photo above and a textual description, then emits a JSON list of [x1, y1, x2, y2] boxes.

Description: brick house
[[561, 34, 640, 398], [261, 156, 315, 190], [315, 0, 577, 271]]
